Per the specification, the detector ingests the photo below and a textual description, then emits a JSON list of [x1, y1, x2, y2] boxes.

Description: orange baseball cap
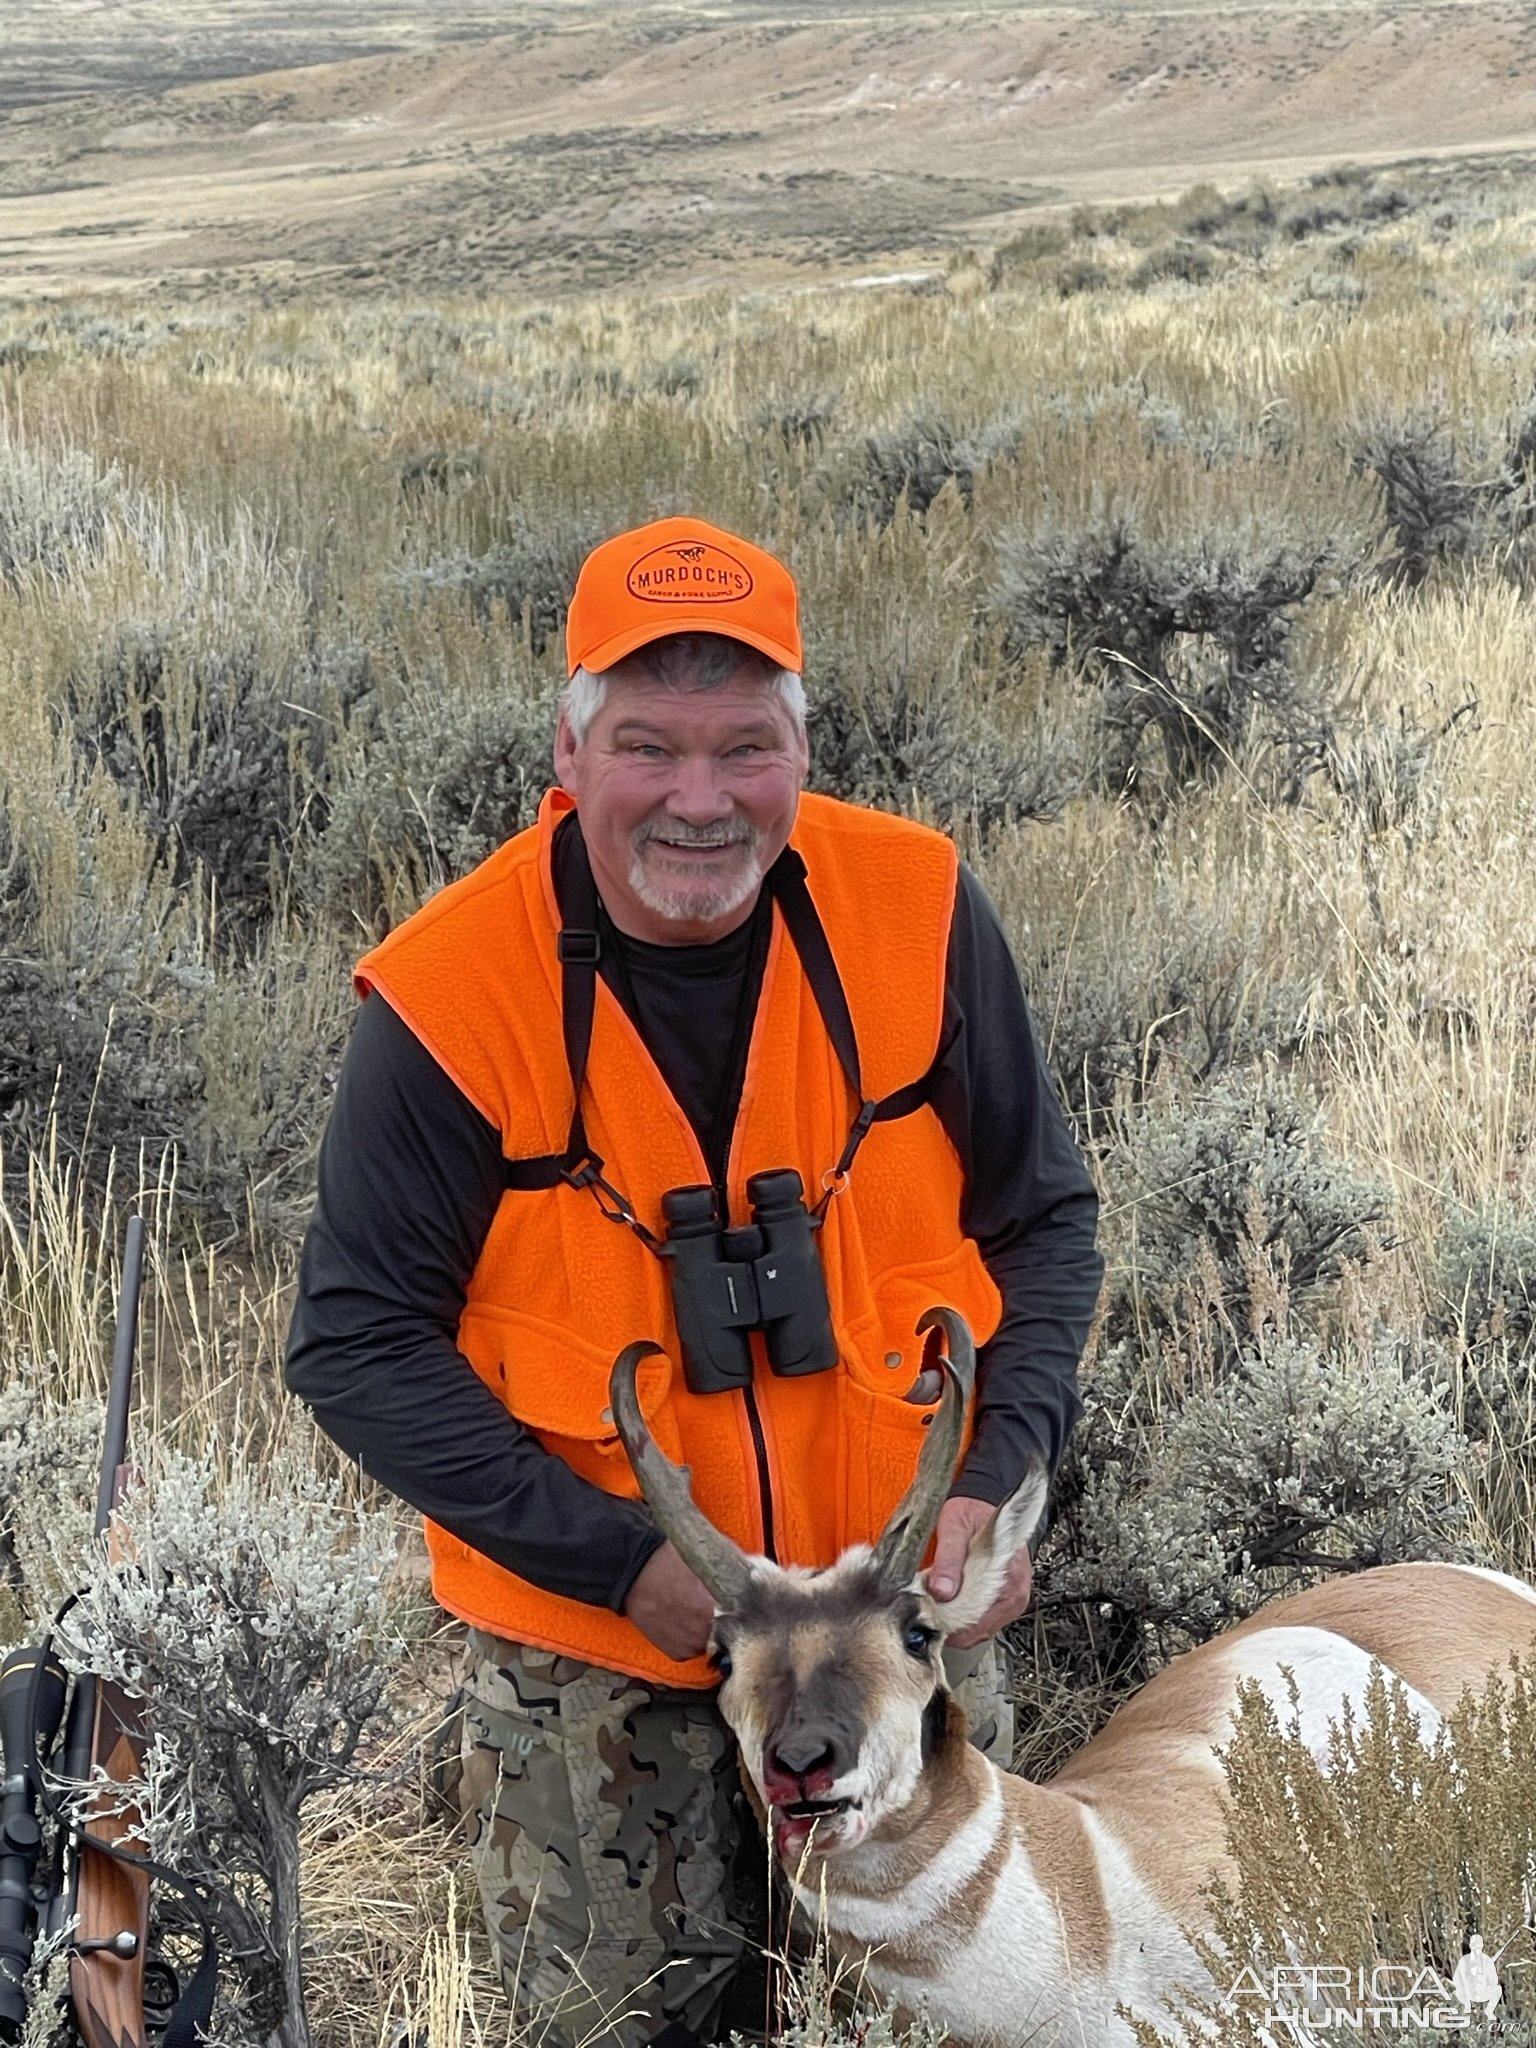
[[565, 516, 802, 677]]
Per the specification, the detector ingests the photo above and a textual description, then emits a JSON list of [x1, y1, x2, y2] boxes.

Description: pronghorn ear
[[926, 1462, 1050, 1638]]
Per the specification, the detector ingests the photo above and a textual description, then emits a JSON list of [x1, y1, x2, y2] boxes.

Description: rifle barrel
[[57, 1212, 147, 1838], [93, 1214, 145, 1539]]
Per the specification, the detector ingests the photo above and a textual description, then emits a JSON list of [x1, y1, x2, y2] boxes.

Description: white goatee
[[628, 821, 764, 928]]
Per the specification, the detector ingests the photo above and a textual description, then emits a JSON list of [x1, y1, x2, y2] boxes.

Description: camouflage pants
[[452, 1629, 1012, 2048]]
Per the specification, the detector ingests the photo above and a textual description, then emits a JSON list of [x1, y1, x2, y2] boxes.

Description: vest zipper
[[717, 1154, 779, 1565], [741, 1380, 778, 1563]]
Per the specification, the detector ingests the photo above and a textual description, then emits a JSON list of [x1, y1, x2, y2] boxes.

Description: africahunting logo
[[627, 540, 753, 603], [1228, 1936, 1522, 2032]]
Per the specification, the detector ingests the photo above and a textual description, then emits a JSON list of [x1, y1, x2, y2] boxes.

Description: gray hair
[[561, 631, 806, 744]]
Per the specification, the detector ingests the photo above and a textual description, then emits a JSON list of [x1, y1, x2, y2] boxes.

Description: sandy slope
[[3, 0, 1536, 297]]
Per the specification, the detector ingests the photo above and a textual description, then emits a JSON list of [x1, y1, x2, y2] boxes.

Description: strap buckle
[[834, 1100, 877, 1177], [562, 1154, 662, 1252], [557, 928, 602, 965], [561, 1151, 604, 1193]]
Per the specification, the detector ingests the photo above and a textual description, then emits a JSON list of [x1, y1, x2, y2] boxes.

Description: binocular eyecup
[[0, 1645, 67, 2039], [661, 1168, 838, 1396]]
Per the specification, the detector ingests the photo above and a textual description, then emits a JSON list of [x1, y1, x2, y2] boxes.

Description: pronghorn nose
[[767, 1731, 838, 1780]]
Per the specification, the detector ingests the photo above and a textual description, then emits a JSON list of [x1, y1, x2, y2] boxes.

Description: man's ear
[[926, 1463, 1049, 1638], [553, 706, 580, 794]]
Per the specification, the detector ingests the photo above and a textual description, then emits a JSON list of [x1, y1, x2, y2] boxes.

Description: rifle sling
[[71, 1829, 218, 2048]]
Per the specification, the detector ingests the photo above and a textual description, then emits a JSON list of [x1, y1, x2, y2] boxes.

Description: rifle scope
[[0, 1645, 67, 2038]]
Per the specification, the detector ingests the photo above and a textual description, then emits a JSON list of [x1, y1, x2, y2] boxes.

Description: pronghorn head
[[610, 1308, 1048, 1863]]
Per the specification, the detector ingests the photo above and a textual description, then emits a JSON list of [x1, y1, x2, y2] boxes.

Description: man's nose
[[663, 754, 735, 824]]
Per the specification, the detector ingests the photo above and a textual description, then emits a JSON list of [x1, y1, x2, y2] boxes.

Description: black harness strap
[[501, 830, 936, 1214], [765, 848, 935, 1196], [500, 831, 604, 1196], [498, 932, 599, 1194]]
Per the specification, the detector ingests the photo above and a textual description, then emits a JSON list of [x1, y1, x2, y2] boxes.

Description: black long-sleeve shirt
[[285, 821, 1102, 1613]]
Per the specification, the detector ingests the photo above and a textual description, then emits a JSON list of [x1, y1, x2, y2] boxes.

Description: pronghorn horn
[[869, 1306, 976, 1591], [609, 1342, 754, 1612]]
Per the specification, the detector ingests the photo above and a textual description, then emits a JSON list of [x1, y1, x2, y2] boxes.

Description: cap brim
[[572, 616, 801, 678]]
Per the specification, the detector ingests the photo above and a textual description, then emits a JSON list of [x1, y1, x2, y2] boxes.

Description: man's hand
[[927, 1494, 1033, 1651], [622, 1540, 717, 1664]]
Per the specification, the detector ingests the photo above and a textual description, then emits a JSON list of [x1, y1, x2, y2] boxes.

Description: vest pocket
[[456, 1303, 684, 1497], [838, 1242, 999, 1394], [834, 1243, 997, 1548], [839, 1375, 947, 1553]]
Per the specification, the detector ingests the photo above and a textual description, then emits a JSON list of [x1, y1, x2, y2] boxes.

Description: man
[[285, 516, 1101, 2048]]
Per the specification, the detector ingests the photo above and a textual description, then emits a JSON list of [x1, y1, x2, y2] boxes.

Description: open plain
[[5, 0, 1536, 296]]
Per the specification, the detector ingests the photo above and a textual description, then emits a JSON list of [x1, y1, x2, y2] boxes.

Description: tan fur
[[791, 1619, 842, 1681], [1002, 1776, 1114, 1975], [1049, 1647, 1246, 1922], [780, 1560, 1535, 2041], [620, 1349, 1536, 2047]]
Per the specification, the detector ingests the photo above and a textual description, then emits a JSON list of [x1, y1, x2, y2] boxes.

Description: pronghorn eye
[[903, 1623, 936, 1660], [710, 1645, 733, 1679]]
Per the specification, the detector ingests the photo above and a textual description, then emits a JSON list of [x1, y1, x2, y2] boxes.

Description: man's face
[[554, 657, 810, 945]]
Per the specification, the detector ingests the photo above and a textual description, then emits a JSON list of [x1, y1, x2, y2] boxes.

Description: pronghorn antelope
[[610, 1311, 1536, 2048]]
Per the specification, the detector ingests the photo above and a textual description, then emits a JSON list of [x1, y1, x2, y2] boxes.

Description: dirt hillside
[[4, 0, 1536, 297]]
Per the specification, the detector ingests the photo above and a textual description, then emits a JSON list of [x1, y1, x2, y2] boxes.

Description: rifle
[[0, 1215, 216, 2047]]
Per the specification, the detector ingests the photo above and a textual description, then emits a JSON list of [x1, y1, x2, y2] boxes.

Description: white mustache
[[637, 824, 752, 849]]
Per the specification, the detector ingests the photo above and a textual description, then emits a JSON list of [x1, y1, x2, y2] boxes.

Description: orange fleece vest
[[356, 788, 1000, 1687]]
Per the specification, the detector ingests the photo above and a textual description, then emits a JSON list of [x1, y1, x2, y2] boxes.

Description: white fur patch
[[1211, 1625, 1443, 1762], [791, 1773, 1005, 1941], [846, 1688, 926, 1829]]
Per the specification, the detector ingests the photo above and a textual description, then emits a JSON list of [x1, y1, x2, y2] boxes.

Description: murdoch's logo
[[627, 541, 754, 604]]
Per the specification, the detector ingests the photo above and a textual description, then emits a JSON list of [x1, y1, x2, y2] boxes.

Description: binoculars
[[661, 1168, 837, 1395], [0, 1644, 67, 2039]]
